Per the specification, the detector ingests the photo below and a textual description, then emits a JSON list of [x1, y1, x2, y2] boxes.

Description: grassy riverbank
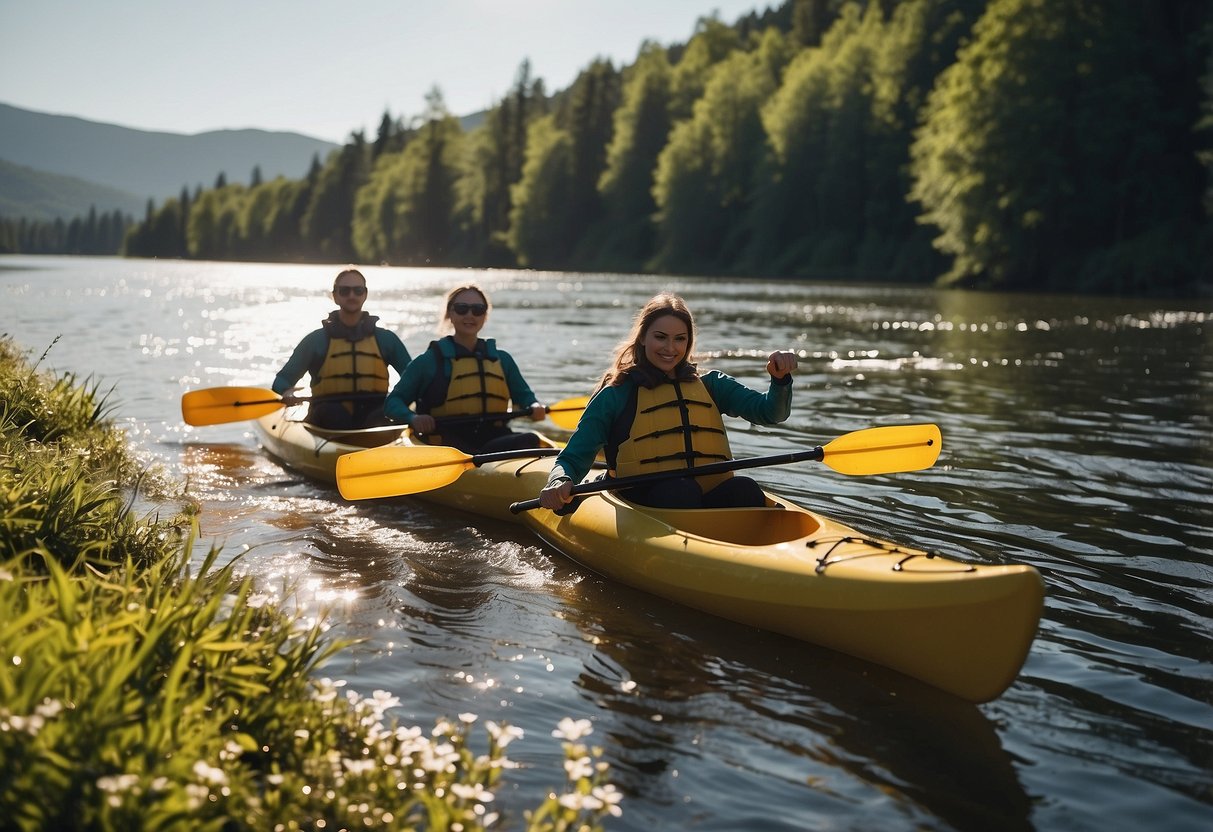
[[0, 336, 619, 831]]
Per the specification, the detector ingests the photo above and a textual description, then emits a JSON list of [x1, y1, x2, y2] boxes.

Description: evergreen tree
[[373, 110, 410, 158], [653, 29, 793, 273], [594, 43, 675, 269], [792, 0, 840, 48], [301, 133, 368, 261], [508, 115, 576, 267], [458, 61, 547, 264], [747, 4, 864, 275], [187, 185, 246, 260], [669, 16, 742, 120], [548, 59, 621, 263], [352, 89, 464, 265]]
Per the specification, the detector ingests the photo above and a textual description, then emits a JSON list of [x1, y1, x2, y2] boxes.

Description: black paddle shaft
[[432, 409, 531, 427], [235, 392, 386, 407], [508, 447, 826, 513]]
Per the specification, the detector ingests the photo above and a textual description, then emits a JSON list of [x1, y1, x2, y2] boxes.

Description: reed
[[0, 337, 620, 831]]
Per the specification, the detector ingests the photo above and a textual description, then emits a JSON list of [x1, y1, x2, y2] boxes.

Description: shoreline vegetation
[[0, 334, 621, 831]]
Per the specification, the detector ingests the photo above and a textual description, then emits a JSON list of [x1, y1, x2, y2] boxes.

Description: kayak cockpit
[[628, 498, 822, 546]]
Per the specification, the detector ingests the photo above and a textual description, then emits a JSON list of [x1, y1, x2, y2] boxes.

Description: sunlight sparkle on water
[[455, 671, 499, 691]]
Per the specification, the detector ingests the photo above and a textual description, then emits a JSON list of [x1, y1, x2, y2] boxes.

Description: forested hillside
[[124, 0, 1212, 297]]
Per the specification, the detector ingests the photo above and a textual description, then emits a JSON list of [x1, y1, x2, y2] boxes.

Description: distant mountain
[[0, 102, 339, 217], [0, 158, 146, 221]]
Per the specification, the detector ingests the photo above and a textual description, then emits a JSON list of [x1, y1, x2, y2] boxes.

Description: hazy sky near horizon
[[1, 0, 766, 143]]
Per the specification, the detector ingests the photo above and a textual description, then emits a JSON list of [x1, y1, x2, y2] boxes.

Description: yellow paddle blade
[[822, 424, 941, 475], [336, 445, 474, 501], [182, 386, 284, 426], [546, 395, 590, 430]]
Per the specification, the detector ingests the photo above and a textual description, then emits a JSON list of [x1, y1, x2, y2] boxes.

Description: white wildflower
[[558, 792, 603, 811], [342, 758, 378, 776], [552, 717, 593, 741], [486, 721, 524, 748], [311, 677, 346, 703], [96, 774, 140, 793], [593, 784, 624, 817], [34, 699, 63, 719], [370, 690, 401, 713], [192, 760, 227, 785], [184, 783, 209, 810], [564, 755, 594, 781], [450, 782, 495, 802]]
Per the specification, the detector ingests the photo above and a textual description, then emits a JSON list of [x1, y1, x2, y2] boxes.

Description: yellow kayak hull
[[255, 412, 560, 524], [520, 489, 1043, 703], [254, 411, 406, 482]]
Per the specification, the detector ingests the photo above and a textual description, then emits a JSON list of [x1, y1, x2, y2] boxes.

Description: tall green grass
[[0, 337, 620, 831]]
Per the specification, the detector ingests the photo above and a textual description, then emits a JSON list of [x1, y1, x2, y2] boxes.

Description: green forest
[[0, 208, 131, 256], [121, 0, 1210, 297]]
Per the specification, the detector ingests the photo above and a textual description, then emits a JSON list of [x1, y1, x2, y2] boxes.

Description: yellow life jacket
[[613, 376, 733, 492], [428, 354, 511, 417], [419, 353, 513, 447], [310, 334, 389, 414]]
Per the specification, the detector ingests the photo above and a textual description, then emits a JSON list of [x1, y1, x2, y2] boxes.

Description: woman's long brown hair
[[599, 292, 697, 388]]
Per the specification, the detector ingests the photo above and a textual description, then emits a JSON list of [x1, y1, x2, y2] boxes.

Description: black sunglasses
[[451, 302, 488, 316], [335, 285, 367, 297]]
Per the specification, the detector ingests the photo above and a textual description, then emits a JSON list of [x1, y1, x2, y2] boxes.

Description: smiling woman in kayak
[[539, 292, 797, 511], [384, 285, 547, 453]]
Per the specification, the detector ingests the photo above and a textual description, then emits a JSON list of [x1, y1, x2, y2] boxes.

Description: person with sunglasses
[[537, 292, 797, 512], [384, 285, 546, 453], [271, 267, 411, 429]]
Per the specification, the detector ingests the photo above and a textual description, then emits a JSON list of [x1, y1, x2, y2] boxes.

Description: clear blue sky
[[0, 0, 767, 143]]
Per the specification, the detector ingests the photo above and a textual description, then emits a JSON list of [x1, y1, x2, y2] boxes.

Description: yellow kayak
[[328, 422, 1044, 702], [518, 488, 1044, 703], [256, 411, 562, 524], [254, 410, 407, 482]]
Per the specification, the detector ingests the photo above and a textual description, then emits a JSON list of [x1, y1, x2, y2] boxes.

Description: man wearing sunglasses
[[271, 268, 411, 429]]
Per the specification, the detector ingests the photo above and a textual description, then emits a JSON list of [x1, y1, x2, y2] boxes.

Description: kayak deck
[[521, 490, 1043, 703]]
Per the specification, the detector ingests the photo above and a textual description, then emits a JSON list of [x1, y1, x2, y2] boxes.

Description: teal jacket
[[272, 313, 411, 394], [547, 369, 793, 487], [384, 336, 539, 426]]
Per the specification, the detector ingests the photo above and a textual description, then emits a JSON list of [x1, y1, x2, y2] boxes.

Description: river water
[[2, 255, 1210, 831]]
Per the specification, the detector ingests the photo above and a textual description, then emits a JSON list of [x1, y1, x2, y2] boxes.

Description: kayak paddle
[[336, 445, 563, 501], [181, 386, 385, 426], [423, 396, 589, 431], [508, 423, 942, 513], [182, 385, 588, 429]]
